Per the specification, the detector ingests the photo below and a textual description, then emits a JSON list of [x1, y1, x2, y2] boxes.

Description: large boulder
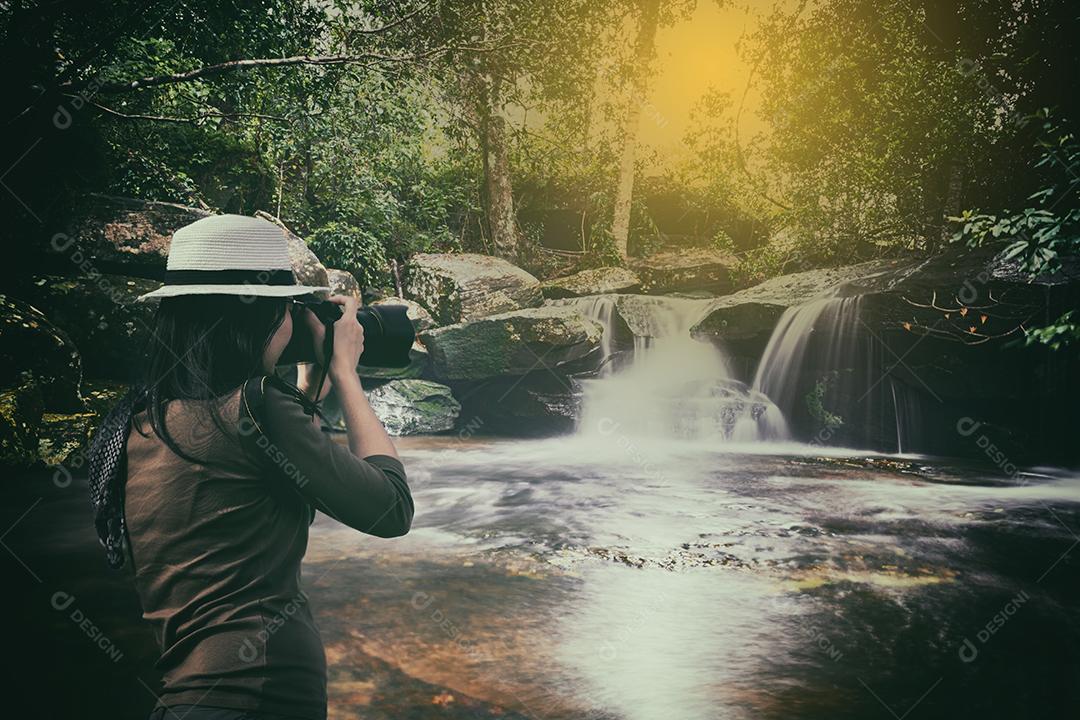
[[420, 305, 604, 382], [13, 275, 158, 382], [629, 247, 738, 295], [325, 268, 361, 300], [0, 295, 84, 411], [358, 341, 430, 380], [453, 371, 580, 435], [366, 380, 460, 435], [541, 266, 641, 299], [404, 253, 543, 325], [53, 197, 329, 290], [285, 231, 329, 290], [57, 194, 210, 274]]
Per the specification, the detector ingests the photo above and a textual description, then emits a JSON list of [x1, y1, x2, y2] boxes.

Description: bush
[[306, 222, 390, 290]]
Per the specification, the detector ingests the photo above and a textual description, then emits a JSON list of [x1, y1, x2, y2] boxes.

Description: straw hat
[[136, 214, 330, 301]]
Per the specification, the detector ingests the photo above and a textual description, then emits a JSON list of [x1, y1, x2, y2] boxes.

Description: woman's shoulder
[[237, 374, 319, 427]]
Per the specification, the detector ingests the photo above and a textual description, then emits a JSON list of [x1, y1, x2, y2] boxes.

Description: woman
[[90, 215, 413, 720]]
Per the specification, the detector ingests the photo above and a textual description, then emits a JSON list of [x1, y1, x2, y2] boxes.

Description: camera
[[278, 300, 415, 368]]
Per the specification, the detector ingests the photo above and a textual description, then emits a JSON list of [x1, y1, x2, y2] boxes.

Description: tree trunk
[[935, 157, 966, 253], [479, 72, 521, 260], [611, 0, 661, 261]]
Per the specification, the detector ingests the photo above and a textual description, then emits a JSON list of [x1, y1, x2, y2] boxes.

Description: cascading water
[[748, 290, 922, 452], [567, 295, 788, 443], [751, 294, 865, 415]]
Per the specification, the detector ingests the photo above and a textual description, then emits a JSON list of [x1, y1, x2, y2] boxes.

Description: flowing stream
[[7, 295, 1079, 719]]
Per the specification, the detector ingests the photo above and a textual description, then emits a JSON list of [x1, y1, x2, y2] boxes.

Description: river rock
[[453, 371, 580, 435], [13, 275, 158, 382], [629, 247, 737, 295], [365, 380, 460, 435], [404, 253, 543, 325], [420, 305, 604, 382], [541, 266, 641, 299], [0, 295, 84, 411], [544, 295, 635, 351], [325, 268, 361, 300]]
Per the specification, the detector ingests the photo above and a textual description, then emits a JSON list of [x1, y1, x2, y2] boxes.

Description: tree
[[610, 0, 662, 261]]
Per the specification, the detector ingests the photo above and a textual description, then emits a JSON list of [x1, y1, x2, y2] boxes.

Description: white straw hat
[[137, 214, 330, 301]]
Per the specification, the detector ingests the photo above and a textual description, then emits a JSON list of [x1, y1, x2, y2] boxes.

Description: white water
[[568, 296, 789, 444], [556, 290, 924, 452]]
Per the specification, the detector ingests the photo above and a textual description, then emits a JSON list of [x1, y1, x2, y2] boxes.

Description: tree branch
[[63, 43, 510, 94], [79, 97, 305, 125]]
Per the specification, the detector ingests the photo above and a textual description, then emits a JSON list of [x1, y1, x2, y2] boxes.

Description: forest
[[3, 2, 1080, 719]]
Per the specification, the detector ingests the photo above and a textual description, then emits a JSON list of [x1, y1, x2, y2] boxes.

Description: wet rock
[[0, 295, 84, 411], [629, 246, 737, 294], [541, 266, 641, 299], [544, 295, 636, 351], [365, 380, 460, 435], [453, 371, 581, 436], [326, 269, 361, 300], [690, 259, 902, 345], [404, 253, 543, 325], [420, 305, 603, 382]]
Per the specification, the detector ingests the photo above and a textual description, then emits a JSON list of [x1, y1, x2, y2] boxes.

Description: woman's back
[[125, 383, 326, 719]]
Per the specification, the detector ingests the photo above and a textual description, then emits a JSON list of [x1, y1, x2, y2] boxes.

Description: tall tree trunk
[[479, 72, 521, 260], [611, 0, 661, 261], [935, 157, 965, 253]]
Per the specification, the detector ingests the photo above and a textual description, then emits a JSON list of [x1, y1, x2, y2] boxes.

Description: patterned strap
[[87, 387, 144, 570]]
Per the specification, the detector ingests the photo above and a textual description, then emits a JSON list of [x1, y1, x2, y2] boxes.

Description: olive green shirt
[[124, 376, 413, 719]]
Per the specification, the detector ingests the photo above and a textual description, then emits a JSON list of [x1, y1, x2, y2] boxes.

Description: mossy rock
[[541, 266, 641, 299], [366, 380, 461, 435]]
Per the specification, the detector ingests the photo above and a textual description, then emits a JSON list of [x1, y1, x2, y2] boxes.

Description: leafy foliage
[[307, 222, 390, 290], [952, 111, 1080, 348]]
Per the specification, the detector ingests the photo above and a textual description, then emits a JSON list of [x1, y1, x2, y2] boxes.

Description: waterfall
[[748, 291, 920, 452], [568, 296, 788, 443], [751, 294, 865, 416]]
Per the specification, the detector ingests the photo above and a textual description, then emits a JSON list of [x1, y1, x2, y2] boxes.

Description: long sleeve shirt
[[123, 375, 412, 719]]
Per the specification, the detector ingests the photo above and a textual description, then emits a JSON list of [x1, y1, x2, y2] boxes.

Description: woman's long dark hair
[[137, 295, 289, 462]]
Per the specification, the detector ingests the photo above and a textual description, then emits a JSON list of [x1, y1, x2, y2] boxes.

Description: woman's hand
[[323, 295, 364, 380]]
